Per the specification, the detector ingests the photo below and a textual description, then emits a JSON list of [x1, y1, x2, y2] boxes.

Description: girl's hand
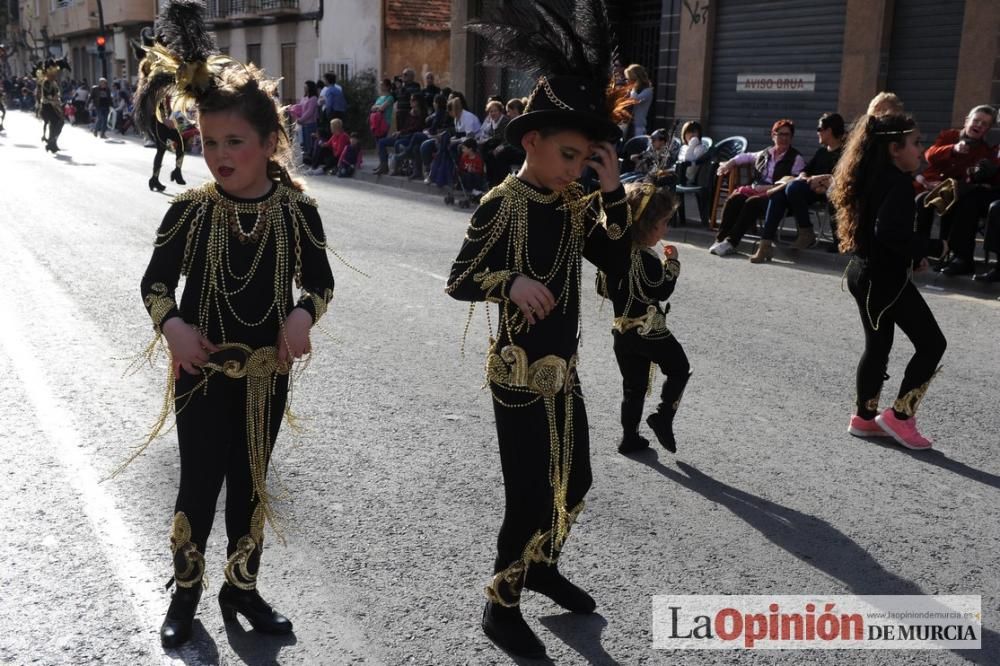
[[277, 307, 313, 365], [717, 160, 732, 176], [664, 244, 678, 259], [509, 276, 556, 326], [162, 318, 219, 378], [586, 141, 621, 193]]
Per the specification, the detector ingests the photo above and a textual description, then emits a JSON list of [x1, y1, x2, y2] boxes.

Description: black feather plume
[[133, 70, 176, 135], [155, 0, 217, 63], [467, 0, 615, 82]]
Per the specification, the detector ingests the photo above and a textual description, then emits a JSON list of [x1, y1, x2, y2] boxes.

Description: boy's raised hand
[[509, 275, 556, 326], [162, 317, 219, 378], [586, 141, 621, 193]]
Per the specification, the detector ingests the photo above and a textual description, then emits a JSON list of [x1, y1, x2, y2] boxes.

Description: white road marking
[[0, 225, 186, 664], [397, 262, 447, 282]]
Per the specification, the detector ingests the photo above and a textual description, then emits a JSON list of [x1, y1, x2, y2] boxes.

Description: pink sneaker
[[847, 414, 891, 438], [875, 409, 932, 450]]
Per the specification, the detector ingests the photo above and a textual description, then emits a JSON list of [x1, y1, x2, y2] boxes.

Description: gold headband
[[634, 182, 657, 222]]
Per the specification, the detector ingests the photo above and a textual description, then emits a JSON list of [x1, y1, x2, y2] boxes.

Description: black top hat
[[506, 75, 621, 147]]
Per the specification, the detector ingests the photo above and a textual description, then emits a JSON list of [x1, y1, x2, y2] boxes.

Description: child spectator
[[337, 133, 363, 177], [307, 118, 351, 175], [458, 137, 486, 196], [622, 129, 677, 184]]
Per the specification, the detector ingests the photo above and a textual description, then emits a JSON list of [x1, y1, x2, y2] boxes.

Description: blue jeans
[[300, 122, 317, 157], [419, 137, 438, 168], [377, 136, 397, 164], [761, 178, 826, 241], [95, 108, 109, 134]]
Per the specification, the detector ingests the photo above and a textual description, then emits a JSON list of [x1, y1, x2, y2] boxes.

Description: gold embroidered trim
[[170, 512, 205, 589], [863, 393, 881, 413], [305, 287, 334, 323], [612, 305, 667, 337], [483, 501, 586, 606], [664, 257, 680, 281], [486, 343, 577, 398], [474, 269, 513, 302], [224, 504, 265, 590], [144, 282, 177, 328], [892, 367, 941, 417]]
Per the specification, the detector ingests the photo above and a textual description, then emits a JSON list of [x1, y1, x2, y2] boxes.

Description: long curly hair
[[829, 113, 917, 254]]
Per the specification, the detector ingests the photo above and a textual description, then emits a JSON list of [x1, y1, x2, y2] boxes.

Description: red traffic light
[[96, 35, 106, 47]]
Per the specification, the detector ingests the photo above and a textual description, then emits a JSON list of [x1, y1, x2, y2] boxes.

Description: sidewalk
[[334, 154, 1000, 302]]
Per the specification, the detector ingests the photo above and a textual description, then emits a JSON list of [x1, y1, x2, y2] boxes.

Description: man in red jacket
[[917, 105, 998, 276]]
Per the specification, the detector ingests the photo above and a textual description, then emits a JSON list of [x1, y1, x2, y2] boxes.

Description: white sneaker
[[708, 240, 723, 254], [471, 189, 483, 197], [423, 175, 432, 184], [307, 168, 325, 176], [714, 240, 735, 256]]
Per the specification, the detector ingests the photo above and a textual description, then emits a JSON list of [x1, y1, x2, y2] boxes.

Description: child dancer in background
[[600, 183, 690, 453], [830, 113, 946, 450]]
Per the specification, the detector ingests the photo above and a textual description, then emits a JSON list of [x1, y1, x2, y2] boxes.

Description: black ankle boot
[[170, 168, 186, 185], [646, 411, 677, 453], [524, 564, 596, 613], [149, 176, 166, 192], [481, 601, 546, 658], [160, 584, 202, 648], [618, 432, 650, 454], [218, 582, 293, 634]]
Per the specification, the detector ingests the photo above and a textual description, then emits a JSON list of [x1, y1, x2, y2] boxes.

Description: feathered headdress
[[467, 0, 630, 145], [133, 0, 240, 133]]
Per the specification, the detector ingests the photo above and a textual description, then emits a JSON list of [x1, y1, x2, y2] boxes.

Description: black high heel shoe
[[218, 582, 293, 634], [160, 584, 202, 648], [149, 176, 166, 192], [170, 168, 186, 185]]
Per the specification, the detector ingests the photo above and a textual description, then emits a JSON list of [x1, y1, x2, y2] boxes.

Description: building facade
[[452, 0, 999, 149]]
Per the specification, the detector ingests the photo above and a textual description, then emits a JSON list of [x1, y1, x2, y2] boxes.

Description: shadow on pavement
[[864, 439, 1000, 491], [630, 454, 999, 664], [54, 154, 96, 166], [539, 612, 620, 665], [223, 618, 297, 666], [167, 619, 219, 664]]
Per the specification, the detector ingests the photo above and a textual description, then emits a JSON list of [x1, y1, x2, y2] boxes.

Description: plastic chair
[[619, 134, 650, 173], [675, 136, 746, 227], [707, 136, 750, 228]]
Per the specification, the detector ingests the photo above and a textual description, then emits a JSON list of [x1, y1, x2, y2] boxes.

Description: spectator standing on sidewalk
[[394, 68, 422, 132], [625, 64, 652, 137], [320, 72, 347, 122], [288, 80, 320, 160]]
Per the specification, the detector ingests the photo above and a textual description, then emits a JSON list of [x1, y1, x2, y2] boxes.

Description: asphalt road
[[0, 110, 998, 666]]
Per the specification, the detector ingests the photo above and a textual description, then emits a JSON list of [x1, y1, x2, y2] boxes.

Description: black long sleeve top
[[140, 182, 335, 350], [446, 176, 632, 363], [605, 245, 680, 321], [854, 165, 927, 274]]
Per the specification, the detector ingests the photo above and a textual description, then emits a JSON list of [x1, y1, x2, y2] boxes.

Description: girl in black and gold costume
[[131, 0, 334, 649], [131, 38, 186, 191], [600, 183, 690, 454], [448, 1, 634, 659], [830, 113, 946, 450]]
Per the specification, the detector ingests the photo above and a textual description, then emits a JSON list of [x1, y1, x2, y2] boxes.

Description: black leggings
[[173, 370, 288, 557], [613, 331, 690, 434], [491, 383, 592, 572], [152, 121, 184, 175], [845, 260, 946, 419]]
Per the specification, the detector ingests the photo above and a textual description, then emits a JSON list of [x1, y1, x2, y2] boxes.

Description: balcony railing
[[205, 0, 299, 21]]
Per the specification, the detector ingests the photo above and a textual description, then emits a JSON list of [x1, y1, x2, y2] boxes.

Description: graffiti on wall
[[683, 0, 709, 29]]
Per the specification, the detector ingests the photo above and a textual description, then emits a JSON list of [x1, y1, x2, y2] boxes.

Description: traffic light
[[96, 35, 106, 55]]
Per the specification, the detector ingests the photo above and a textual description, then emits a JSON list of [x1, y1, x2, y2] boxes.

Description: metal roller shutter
[[708, 0, 847, 150], [885, 0, 966, 141]]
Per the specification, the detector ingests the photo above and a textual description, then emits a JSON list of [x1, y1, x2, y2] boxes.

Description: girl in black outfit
[[830, 113, 946, 450], [148, 102, 186, 191], [601, 183, 690, 454], [129, 0, 335, 649]]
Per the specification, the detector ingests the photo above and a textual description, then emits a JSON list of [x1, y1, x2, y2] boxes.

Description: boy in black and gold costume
[[128, 0, 335, 649], [600, 183, 690, 454], [448, 1, 634, 658]]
